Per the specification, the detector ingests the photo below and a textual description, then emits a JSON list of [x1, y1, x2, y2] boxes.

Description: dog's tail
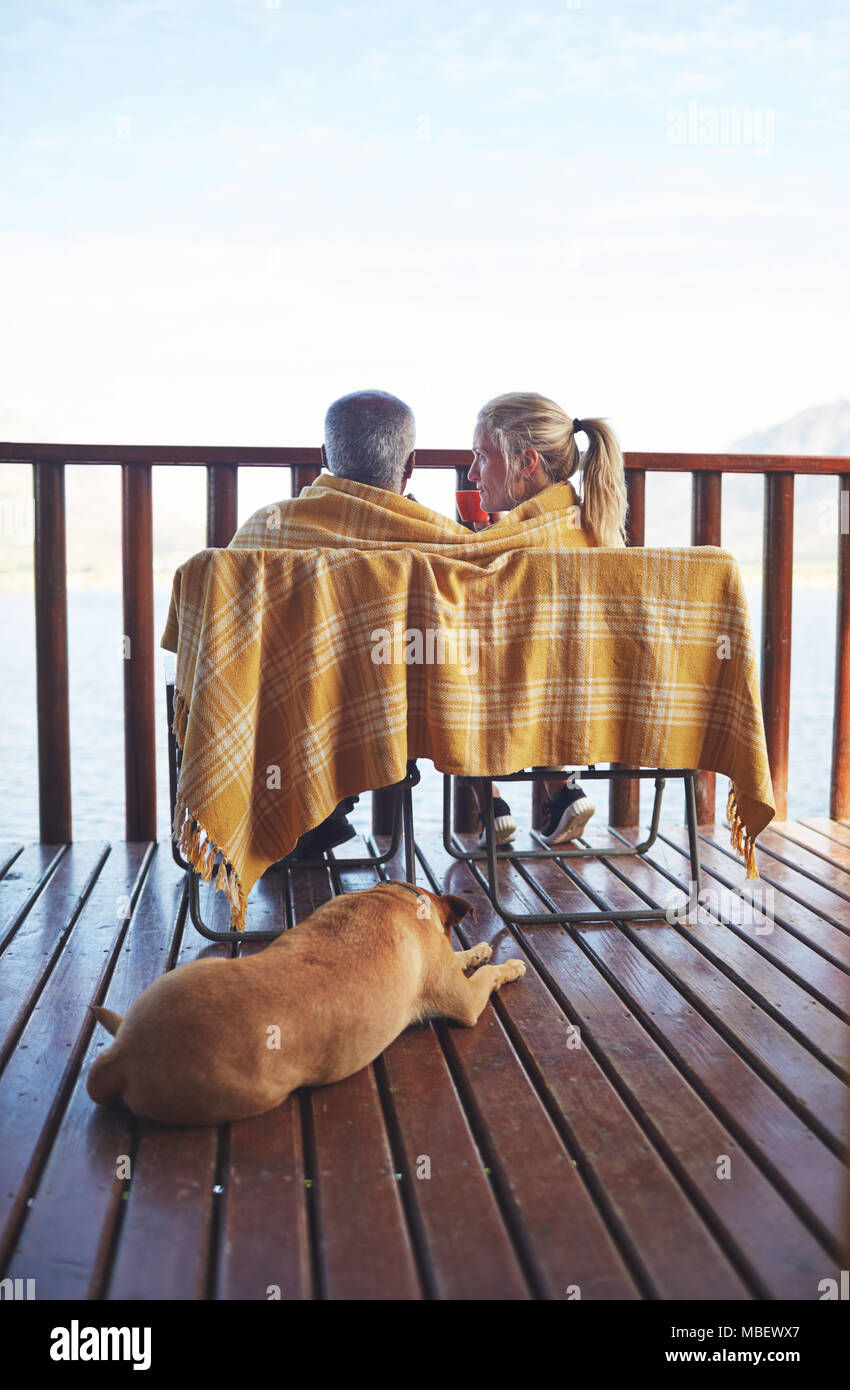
[[87, 1004, 127, 1107], [86, 1045, 127, 1106], [88, 1003, 123, 1036]]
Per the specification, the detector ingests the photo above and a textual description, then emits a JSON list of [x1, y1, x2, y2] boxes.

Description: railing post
[[452, 460, 479, 833], [691, 471, 723, 822], [453, 777, 479, 835], [371, 785, 397, 837], [33, 461, 72, 842], [761, 473, 794, 820], [292, 464, 320, 497], [831, 474, 850, 820], [531, 778, 548, 832], [207, 464, 238, 547], [122, 462, 156, 840], [609, 468, 645, 828]]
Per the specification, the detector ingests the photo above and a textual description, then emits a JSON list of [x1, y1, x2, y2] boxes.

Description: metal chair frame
[[167, 681, 702, 936], [443, 767, 703, 925], [166, 682, 418, 943]]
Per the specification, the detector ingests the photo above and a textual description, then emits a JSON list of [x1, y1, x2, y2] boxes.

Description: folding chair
[[443, 766, 703, 925], [166, 677, 419, 943]]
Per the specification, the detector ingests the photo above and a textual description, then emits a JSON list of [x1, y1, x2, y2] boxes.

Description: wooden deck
[[1, 813, 848, 1302]]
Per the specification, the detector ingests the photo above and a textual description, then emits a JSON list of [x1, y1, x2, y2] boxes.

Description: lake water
[[0, 582, 838, 842]]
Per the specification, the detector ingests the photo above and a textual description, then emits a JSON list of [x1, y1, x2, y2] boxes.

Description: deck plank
[[217, 1099, 311, 1301], [746, 826, 850, 903], [614, 825, 850, 1041], [378, 1024, 530, 1299], [304, 846, 422, 1300], [463, 843, 844, 1296], [515, 845, 847, 1232], [419, 837, 752, 1299], [108, 1123, 219, 1300], [0, 844, 110, 1068], [335, 843, 531, 1300], [310, 1062, 422, 1300], [0, 843, 66, 949], [0, 819, 846, 1300], [403, 843, 640, 1300], [106, 856, 229, 1300], [657, 825, 850, 977], [774, 820, 850, 875], [0, 844, 25, 879], [566, 826, 848, 1145], [701, 826, 850, 930], [4, 844, 179, 1298], [216, 862, 327, 1302], [0, 842, 152, 1280], [800, 818, 850, 852]]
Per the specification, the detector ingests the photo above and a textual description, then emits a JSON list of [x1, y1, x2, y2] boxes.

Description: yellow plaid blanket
[[162, 479, 774, 929], [228, 471, 593, 553]]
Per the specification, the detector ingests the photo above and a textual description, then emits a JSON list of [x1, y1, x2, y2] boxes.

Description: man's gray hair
[[323, 390, 415, 492]]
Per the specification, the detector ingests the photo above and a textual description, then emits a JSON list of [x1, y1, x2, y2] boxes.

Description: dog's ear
[[441, 893, 476, 925]]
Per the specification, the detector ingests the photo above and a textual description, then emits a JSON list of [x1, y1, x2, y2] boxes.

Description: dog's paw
[[499, 959, 526, 984], [467, 942, 492, 968]]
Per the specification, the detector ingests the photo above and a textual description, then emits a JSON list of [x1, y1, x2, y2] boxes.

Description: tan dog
[[87, 881, 525, 1126]]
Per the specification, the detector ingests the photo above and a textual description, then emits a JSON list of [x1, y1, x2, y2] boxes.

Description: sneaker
[[540, 783, 596, 844], [476, 796, 517, 848]]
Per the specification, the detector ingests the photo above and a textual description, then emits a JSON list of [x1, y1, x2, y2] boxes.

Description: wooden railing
[[3, 442, 849, 842]]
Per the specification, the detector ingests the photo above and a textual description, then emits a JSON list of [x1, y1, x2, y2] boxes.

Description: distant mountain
[[722, 400, 849, 568], [731, 400, 850, 457], [642, 401, 848, 568]]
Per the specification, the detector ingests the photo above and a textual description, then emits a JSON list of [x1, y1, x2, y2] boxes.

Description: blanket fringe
[[199, 837, 216, 882], [171, 695, 248, 929], [726, 785, 760, 879], [177, 815, 196, 861], [172, 803, 247, 931]]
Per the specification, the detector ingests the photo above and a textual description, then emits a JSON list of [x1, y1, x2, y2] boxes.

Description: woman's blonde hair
[[477, 392, 628, 547]]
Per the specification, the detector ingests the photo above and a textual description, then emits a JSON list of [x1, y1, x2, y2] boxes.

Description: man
[[230, 388, 420, 550], [322, 387, 416, 495], [231, 389, 422, 859]]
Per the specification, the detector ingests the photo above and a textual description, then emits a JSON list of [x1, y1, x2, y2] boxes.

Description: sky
[[1, 0, 849, 521]]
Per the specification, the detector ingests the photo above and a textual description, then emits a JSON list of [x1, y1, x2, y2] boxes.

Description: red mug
[[456, 490, 491, 524]]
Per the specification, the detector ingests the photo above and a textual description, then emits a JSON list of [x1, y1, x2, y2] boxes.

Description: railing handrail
[[2, 441, 850, 473], [5, 445, 848, 842]]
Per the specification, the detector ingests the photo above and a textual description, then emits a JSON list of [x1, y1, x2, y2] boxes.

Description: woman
[[465, 391, 629, 846]]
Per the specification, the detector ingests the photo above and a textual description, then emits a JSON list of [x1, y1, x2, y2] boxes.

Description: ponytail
[[576, 418, 628, 548], [477, 392, 629, 547]]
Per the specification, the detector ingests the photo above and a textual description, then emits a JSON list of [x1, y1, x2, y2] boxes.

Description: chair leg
[[183, 766, 420, 941], [684, 771, 703, 912], [186, 864, 281, 944], [402, 787, 416, 884], [467, 768, 703, 926], [442, 773, 467, 859]]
